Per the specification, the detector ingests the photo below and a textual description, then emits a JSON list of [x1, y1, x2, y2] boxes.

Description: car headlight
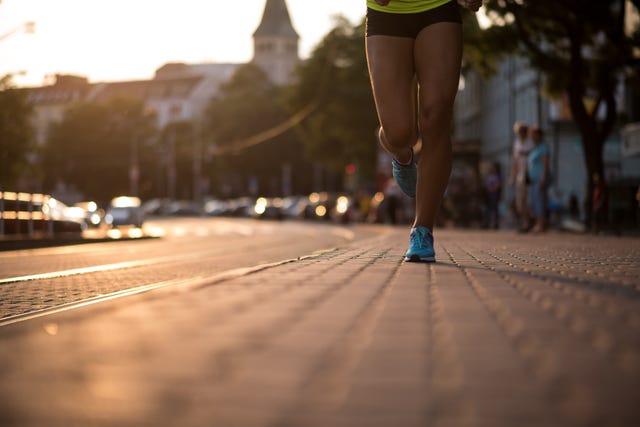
[[90, 213, 101, 225]]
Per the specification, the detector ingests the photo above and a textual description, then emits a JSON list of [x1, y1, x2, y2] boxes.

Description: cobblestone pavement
[[0, 229, 638, 427]]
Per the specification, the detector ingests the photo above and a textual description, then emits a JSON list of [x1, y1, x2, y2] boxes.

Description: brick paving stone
[[0, 229, 638, 427]]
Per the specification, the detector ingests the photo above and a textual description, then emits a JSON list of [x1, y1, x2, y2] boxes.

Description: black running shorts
[[366, 0, 462, 39]]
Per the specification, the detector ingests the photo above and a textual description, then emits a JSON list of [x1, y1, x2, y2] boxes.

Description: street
[[0, 221, 639, 426], [0, 217, 382, 323]]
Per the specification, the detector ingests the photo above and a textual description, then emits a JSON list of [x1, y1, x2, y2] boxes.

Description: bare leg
[[366, 35, 417, 164], [413, 22, 462, 229]]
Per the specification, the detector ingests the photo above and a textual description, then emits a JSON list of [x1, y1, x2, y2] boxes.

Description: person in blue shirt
[[527, 125, 550, 232]]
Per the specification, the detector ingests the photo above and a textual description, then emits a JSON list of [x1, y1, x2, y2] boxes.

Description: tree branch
[[504, 1, 568, 72]]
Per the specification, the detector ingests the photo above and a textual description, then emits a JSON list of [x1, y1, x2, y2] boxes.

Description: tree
[[0, 75, 34, 189], [286, 17, 379, 184], [43, 96, 156, 201], [157, 120, 197, 200], [203, 64, 309, 196], [478, 0, 640, 216]]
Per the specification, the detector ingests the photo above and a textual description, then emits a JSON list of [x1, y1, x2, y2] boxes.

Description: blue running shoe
[[404, 226, 435, 263], [391, 147, 417, 198]]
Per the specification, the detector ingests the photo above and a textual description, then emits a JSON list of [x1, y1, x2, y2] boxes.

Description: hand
[[457, 0, 483, 12], [375, 0, 391, 5]]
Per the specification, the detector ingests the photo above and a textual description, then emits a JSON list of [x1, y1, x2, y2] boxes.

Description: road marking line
[[0, 249, 339, 327], [0, 260, 157, 285], [0, 278, 187, 327], [0, 252, 206, 285]]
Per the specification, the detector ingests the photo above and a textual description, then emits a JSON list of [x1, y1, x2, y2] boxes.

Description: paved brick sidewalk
[[0, 229, 638, 427]]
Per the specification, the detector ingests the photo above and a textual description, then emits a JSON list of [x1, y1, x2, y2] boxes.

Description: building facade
[[454, 57, 640, 226]]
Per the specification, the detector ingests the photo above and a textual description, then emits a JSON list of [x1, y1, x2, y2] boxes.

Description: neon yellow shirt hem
[[367, 0, 452, 14]]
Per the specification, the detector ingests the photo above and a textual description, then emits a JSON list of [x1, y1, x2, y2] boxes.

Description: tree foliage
[[203, 63, 309, 196], [43, 96, 156, 201], [0, 75, 34, 189], [204, 64, 285, 151], [477, 0, 640, 193], [286, 17, 379, 182], [156, 120, 197, 200]]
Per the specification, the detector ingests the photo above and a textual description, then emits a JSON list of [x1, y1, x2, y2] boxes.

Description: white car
[[105, 196, 144, 227]]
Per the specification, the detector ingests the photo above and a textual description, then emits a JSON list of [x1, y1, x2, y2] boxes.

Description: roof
[[253, 0, 299, 39], [25, 75, 92, 105], [90, 76, 204, 101]]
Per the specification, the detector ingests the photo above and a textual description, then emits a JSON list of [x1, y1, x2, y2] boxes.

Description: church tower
[[252, 0, 300, 85]]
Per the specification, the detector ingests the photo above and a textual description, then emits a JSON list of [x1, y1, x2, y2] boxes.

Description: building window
[[258, 41, 274, 53]]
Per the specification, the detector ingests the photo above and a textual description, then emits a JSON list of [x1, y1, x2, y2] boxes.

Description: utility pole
[[129, 135, 139, 197], [192, 127, 203, 204], [167, 130, 176, 201]]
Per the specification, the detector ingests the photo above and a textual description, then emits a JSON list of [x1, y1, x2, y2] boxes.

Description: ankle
[[378, 128, 414, 164], [389, 148, 415, 166], [393, 147, 413, 165]]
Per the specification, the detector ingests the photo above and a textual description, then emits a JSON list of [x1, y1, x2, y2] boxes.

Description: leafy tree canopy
[[43, 96, 156, 201], [203, 63, 308, 196], [286, 16, 379, 181], [0, 75, 35, 189], [204, 63, 286, 151], [471, 0, 640, 206]]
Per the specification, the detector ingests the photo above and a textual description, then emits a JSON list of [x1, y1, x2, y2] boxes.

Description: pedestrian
[[527, 125, 551, 233], [509, 121, 534, 232], [365, 0, 482, 262], [482, 161, 502, 229]]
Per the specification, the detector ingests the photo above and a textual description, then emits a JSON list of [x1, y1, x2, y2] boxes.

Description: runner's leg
[[366, 35, 417, 164], [413, 21, 462, 229]]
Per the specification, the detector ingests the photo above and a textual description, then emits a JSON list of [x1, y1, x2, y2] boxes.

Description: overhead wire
[[209, 41, 338, 156]]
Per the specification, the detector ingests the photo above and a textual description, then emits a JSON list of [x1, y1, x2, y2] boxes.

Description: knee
[[381, 122, 417, 150], [419, 100, 454, 140]]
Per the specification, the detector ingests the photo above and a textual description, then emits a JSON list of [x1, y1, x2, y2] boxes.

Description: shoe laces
[[410, 227, 432, 248]]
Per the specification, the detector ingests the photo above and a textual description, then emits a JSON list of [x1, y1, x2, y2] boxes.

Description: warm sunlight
[[0, 0, 365, 87]]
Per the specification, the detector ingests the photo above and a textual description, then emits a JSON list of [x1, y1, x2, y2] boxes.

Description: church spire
[[252, 0, 300, 85], [253, 0, 299, 39]]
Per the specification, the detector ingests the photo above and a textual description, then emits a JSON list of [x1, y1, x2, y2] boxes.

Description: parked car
[[163, 200, 203, 217], [302, 192, 339, 221], [228, 197, 255, 217], [203, 199, 228, 217], [280, 195, 306, 219], [330, 194, 357, 223], [42, 197, 86, 233], [252, 197, 284, 220], [141, 198, 170, 216], [105, 196, 144, 227], [73, 201, 104, 228]]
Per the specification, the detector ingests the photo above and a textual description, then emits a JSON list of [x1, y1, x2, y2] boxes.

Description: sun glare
[[1, 0, 365, 87], [2, 1, 262, 85]]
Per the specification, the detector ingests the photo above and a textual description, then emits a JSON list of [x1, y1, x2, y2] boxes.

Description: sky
[[0, 0, 367, 87]]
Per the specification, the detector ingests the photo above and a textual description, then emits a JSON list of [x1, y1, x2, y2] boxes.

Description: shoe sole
[[404, 254, 435, 263]]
